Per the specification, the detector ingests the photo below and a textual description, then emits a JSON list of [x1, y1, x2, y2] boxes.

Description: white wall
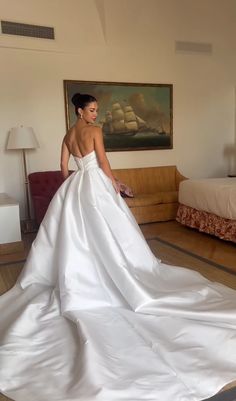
[[1, 0, 236, 218]]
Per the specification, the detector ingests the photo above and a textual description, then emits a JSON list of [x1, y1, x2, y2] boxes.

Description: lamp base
[[21, 219, 38, 234]]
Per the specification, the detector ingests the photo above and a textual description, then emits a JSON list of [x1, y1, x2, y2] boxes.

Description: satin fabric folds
[[0, 150, 236, 401]]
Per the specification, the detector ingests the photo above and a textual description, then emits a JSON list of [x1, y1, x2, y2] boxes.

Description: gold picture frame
[[64, 80, 173, 152]]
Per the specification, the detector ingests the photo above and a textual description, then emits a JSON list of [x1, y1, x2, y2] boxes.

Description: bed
[[176, 177, 236, 243]]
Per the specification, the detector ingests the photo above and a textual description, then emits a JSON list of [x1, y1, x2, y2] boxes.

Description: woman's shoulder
[[64, 126, 75, 138], [63, 126, 76, 147], [83, 125, 102, 136]]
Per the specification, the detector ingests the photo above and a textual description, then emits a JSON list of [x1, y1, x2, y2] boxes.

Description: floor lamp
[[6, 126, 39, 233]]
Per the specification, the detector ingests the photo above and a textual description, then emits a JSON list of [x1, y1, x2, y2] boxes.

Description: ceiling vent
[[175, 41, 212, 54], [1, 20, 55, 39]]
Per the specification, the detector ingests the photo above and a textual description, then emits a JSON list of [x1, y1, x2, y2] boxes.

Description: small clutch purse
[[115, 179, 134, 198]]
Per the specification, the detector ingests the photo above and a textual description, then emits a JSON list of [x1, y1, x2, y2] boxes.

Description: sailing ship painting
[[64, 80, 173, 151], [102, 102, 152, 136], [102, 102, 159, 136]]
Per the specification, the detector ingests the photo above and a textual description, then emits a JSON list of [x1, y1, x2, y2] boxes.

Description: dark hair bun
[[71, 93, 81, 107], [71, 93, 97, 109], [71, 93, 97, 115]]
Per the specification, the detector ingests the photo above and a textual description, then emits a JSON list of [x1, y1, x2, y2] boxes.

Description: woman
[[0, 93, 236, 401], [61, 93, 119, 192]]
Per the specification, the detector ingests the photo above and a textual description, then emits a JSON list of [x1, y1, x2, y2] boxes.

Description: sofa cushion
[[125, 191, 178, 207], [130, 203, 179, 224], [114, 166, 178, 194]]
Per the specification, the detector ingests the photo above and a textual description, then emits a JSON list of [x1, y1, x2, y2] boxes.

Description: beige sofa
[[114, 165, 186, 224], [29, 165, 186, 227]]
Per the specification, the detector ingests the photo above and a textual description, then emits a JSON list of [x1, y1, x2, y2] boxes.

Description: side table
[[0, 193, 23, 255]]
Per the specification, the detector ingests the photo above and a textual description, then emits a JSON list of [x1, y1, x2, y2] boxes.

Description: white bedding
[[178, 178, 236, 220]]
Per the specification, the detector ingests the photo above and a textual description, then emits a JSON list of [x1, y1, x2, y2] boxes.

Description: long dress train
[[0, 150, 236, 401]]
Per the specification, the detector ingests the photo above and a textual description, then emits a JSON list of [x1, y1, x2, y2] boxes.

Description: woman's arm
[[60, 139, 70, 180], [93, 127, 119, 193]]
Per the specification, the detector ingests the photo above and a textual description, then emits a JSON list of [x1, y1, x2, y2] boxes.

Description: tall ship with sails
[[102, 102, 150, 136]]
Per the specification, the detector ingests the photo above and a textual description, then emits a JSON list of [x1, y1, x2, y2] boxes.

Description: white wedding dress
[[0, 150, 236, 401]]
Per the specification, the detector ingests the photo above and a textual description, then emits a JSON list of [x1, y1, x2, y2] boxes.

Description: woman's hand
[[112, 179, 120, 193]]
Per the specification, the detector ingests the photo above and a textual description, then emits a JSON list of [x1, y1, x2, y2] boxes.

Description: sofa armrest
[[175, 168, 188, 190]]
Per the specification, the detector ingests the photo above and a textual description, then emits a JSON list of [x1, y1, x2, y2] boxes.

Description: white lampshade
[[6, 126, 39, 150]]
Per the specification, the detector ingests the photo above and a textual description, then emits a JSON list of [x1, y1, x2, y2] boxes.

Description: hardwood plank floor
[[0, 232, 36, 265], [141, 220, 236, 273]]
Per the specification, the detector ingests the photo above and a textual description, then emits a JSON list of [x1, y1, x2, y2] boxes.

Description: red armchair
[[28, 171, 65, 226]]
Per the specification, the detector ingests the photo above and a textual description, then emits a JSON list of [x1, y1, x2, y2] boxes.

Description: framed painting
[[64, 80, 173, 151]]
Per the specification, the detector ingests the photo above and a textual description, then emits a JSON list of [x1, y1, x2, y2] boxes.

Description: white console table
[[0, 193, 23, 254]]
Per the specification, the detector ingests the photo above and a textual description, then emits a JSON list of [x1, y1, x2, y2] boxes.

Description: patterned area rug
[[0, 239, 236, 401]]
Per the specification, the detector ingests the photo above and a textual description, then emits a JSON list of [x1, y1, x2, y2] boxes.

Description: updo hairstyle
[[71, 93, 97, 115]]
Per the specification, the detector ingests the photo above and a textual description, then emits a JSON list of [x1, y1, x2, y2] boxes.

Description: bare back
[[60, 118, 118, 191], [64, 124, 95, 158]]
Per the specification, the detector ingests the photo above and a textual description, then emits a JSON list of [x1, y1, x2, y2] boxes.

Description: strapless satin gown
[[0, 150, 236, 401]]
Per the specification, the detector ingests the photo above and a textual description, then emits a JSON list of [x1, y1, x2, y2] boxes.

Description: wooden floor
[[0, 232, 36, 265], [141, 220, 236, 273]]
